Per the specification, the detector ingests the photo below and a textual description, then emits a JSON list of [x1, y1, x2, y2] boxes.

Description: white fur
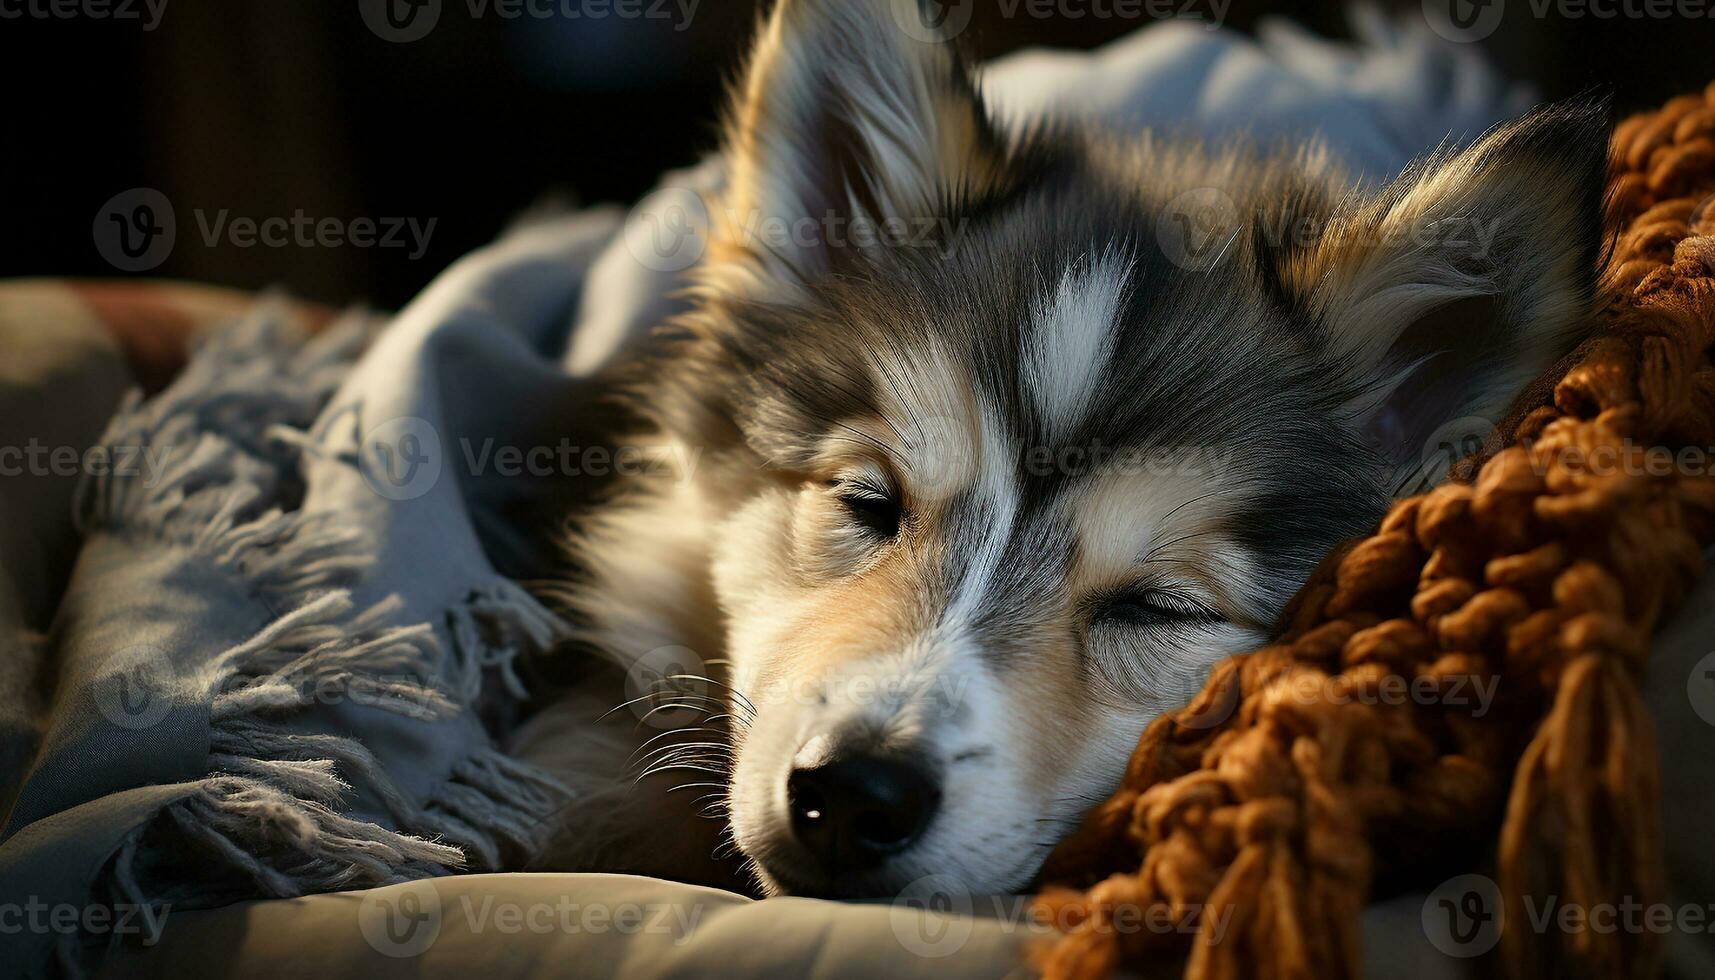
[[1025, 253, 1128, 439]]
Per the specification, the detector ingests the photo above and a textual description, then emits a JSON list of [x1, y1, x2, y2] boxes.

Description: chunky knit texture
[[1032, 83, 1715, 980]]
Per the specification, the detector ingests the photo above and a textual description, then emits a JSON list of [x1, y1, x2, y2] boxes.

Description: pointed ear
[[716, 0, 1002, 294], [1276, 101, 1611, 473]]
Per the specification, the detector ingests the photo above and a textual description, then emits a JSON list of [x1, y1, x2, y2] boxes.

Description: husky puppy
[[534, 0, 1607, 899]]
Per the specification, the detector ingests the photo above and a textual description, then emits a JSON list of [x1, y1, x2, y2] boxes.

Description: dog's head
[[645, 0, 1607, 898]]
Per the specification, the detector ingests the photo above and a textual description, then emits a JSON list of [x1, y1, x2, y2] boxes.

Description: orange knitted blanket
[[1032, 83, 1715, 980]]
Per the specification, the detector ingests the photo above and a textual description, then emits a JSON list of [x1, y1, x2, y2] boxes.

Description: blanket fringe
[[420, 747, 573, 869], [446, 580, 567, 702], [74, 301, 375, 597], [58, 298, 570, 975]]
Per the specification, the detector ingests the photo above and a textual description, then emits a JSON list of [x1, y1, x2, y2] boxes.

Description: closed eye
[[1083, 588, 1239, 709], [1092, 589, 1223, 629], [828, 480, 902, 539]]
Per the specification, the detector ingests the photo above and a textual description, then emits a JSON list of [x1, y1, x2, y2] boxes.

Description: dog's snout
[[787, 751, 940, 872]]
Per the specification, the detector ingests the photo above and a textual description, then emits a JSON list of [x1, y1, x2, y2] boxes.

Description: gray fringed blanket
[[0, 14, 1533, 978], [0, 211, 650, 975]]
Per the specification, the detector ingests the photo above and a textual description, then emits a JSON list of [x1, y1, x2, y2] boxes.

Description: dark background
[[2, 1, 1707, 310]]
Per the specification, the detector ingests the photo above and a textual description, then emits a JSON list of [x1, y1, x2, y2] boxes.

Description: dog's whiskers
[[630, 746, 730, 772], [626, 726, 726, 766], [664, 781, 729, 794], [637, 760, 730, 782], [599, 690, 724, 723], [661, 674, 759, 718]]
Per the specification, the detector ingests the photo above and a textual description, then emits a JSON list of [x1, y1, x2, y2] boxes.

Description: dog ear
[[714, 0, 1000, 296], [1274, 101, 1610, 482]]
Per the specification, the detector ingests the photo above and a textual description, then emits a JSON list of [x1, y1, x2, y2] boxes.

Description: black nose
[[787, 752, 940, 873]]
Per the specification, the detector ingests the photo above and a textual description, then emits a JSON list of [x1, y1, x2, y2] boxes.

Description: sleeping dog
[[531, 0, 1607, 899]]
